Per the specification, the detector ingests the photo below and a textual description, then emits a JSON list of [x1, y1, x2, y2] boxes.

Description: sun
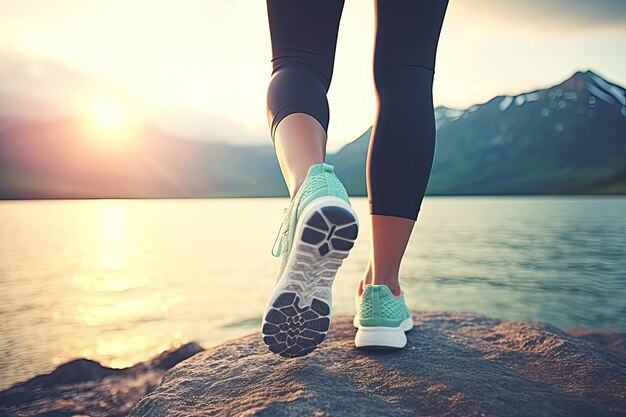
[[88, 99, 128, 133]]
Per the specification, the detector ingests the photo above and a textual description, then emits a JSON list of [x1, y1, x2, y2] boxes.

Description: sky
[[0, 0, 624, 152]]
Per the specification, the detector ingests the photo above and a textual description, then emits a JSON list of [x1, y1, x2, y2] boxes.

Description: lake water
[[0, 197, 625, 390]]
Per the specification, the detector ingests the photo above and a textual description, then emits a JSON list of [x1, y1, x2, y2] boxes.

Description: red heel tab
[[357, 280, 364, 296]]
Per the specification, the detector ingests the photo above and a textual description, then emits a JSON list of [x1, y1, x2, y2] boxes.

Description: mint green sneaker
[[262, 162, 359, 358], [353, 280, 414, 349]]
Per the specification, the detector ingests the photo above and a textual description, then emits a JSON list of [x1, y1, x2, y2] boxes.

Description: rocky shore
[[0, 342, 203, 417], [2, 311, 625, 416], [130, 312, 626, 417]]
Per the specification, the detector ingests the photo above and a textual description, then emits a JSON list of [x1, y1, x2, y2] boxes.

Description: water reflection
[[0, 197, 625, 390]]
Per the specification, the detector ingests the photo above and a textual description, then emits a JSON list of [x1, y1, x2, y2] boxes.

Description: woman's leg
[[365, 0, 449, 294], [274, 114, 327, 198], [265, 0, 345, 198]]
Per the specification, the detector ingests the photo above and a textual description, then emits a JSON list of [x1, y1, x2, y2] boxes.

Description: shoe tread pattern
[[263, 205, 358, 358]]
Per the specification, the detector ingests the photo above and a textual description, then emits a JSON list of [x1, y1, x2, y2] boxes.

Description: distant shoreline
[[2, 194, 626, 201]]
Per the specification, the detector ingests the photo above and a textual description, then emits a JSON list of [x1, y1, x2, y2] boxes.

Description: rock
[[0, 342, 204, 417], [129, 312, 626, 417], [19, 359, 122, 389], [566, 328, 626, 361]]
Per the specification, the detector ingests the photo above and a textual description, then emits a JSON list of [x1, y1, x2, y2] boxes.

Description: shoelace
[[271, 206, 290, 257], [270, 171, 315, 258]]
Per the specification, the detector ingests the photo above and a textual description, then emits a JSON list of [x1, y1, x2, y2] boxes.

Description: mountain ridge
[[1, 69, 624, 199]]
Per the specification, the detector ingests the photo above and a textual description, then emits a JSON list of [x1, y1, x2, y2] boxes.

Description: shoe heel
[[354, 326, 407, 349], [299, 196, 359, 259]]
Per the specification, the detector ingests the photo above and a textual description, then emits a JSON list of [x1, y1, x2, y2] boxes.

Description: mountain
[[0, 117, 287, 199], [0, 69, 624, 199], [330, 69, 626, 195]]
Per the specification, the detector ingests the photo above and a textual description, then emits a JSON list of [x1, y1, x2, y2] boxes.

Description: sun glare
[[88, 99, 126, 131]]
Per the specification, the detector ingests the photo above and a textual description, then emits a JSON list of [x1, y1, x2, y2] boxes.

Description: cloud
[[453, 0, 626, 33], [148, 107, 269, 145], [533, 0, 626, 28], [0, 48, 142, 120], [0, 48, 267, 144]]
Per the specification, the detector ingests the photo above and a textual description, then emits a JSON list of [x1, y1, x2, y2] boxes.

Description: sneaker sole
[[262, 196, 359, 358], [353, 317, 414, 349]]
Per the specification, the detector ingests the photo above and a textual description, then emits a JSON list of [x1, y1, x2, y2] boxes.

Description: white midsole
[[263, 196, 359, 326], [353, 317, 414, 348]]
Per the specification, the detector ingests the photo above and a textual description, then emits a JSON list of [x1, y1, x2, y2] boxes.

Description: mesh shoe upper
[[271, 162, 349, 282], [355, 281, 411, 327]]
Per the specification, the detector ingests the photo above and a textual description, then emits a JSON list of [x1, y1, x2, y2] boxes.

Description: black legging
[[266, 0, 448, 221]]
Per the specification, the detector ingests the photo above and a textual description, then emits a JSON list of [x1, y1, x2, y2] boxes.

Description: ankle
[[372, 279, 400, 296], [371, 267, 400, 295], [290, 161, 322, 198], [290, 177, 306, 200]]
